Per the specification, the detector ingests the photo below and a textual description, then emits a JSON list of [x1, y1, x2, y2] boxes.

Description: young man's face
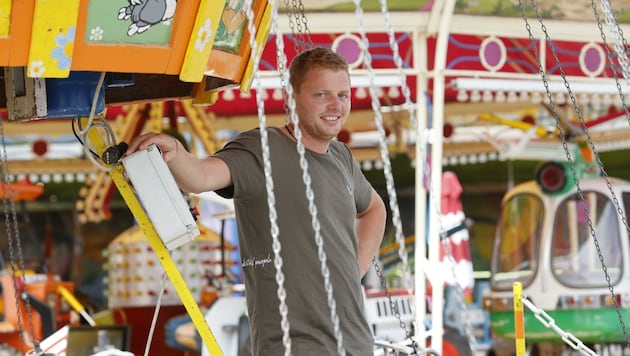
[[294, 67, 351, 144]]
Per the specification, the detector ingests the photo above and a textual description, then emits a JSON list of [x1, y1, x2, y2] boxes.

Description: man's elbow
[[374, 192, 387, 229]]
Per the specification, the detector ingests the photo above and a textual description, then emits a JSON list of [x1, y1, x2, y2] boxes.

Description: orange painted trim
[[206, 49, 243, 81], [0, 1, 35, 66], [0, 182, 44, 202], [164, 0, 202, 73], [71, 0, 201, 75], [205, 0, 268, 84]]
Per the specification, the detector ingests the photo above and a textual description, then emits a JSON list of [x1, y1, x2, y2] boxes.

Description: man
[[126, 47, 387, 355]]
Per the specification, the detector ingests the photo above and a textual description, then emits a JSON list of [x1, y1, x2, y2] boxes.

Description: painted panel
[[71, 0, 198, 74], [0, 0, 11, 37], [215, 0, 247, 54], [179, 0, 225, 82], [28, 0, 81, 78], [84, 0, 175, 46]]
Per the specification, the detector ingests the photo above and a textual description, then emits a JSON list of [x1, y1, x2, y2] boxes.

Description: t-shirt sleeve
[[338, 142, 372, 214], [212, 130, 264, 199]]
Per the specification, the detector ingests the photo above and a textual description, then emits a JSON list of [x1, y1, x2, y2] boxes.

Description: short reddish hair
[[289, 47, 349, 92]]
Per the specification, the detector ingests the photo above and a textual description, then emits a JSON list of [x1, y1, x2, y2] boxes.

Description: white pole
[[426, 0, 457, 352], [413, 26, 429, 348]]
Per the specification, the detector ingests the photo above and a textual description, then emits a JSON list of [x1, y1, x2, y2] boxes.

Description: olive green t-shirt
[[214, 126, 374, 355]]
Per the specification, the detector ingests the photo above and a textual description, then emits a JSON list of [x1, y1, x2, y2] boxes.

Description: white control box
[[121, 143, 200, 250]]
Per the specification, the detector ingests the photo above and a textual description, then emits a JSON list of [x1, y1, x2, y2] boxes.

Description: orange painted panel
[[205, 0, 268, 84], [0, 1, 35, 66], [71, 0, 200, 75]]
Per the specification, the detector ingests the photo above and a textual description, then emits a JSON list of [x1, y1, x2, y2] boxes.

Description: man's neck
[[283, 124, 329, 154]]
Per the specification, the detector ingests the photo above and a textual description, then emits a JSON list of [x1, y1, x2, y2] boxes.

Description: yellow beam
[[179, 0, 225, 82], [85, 121, 223, 355]]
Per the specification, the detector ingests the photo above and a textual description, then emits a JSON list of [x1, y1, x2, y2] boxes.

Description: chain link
[[590, 0, 630, 130], [599, 0, 630, 83], [297, 1, 312, 48], [291, 0, 302, 47], [274, 3, 347, 355], [372, 259, 413, 337], [378, 0, 417, 131], [0, 119, 36, 354], [518, 0, 629, 346], [284, 0, 312, 53], [245, 1, 293, 354], [352, 1, 436, 352], [284, 0, 295, 40], [521, 297, 598, 356], [589, 6, 630, 332], [374, 0, 479, 350]]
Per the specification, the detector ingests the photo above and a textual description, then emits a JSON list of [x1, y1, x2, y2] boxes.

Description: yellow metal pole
[[513, 282, 526, 356], [85, 123, 223, 355], [58, 286, 96, 327], [479, 113, 549, 137]]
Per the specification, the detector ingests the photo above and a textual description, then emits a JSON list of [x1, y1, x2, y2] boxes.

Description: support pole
[[513, 282, 526, 356]]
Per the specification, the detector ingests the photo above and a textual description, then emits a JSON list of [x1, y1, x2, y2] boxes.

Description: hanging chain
[[280, 0, 312, 118], [518, 0, 629, 346], [521, 297, 598, 356], [599, 0, 630, 83], [381, 0, 479, 348], [379, 0, 417, 131], [245, 1, 293, 354], [0, 120, 36, 354], [296, 0, 312, 48], [276, 23, 348, 356], [589, 0, 630, 294], [284, 0, 312, 53], [372, 259, 413, 337], [353, 1, 422, 351], [592, 0, 630, 129]]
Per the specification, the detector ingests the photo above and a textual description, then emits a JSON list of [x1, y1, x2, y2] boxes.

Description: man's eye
[[339, 94, 349, 100]]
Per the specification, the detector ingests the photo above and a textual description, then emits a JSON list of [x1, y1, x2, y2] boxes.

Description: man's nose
[[326, 95, 344, 109]]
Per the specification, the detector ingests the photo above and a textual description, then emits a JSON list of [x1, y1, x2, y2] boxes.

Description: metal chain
[[379, 0, 478, 347], [599, 0, 630, 83], [274, 2, 347, 355], [0, 119, 36, 354], [297, 0, 312, 48], [593, 0, 630, 130], [372, 258, 413, 338], [284, 0, 311, 53], [352, 2, 445, 351], [583, 0, 630, 345], [378, 0, 417, 131], [518, 0, 629, 345], [245, 1, 293, 354], [353, 0, 411, 303], [589, 0, 630, 290], [290, 0, 302, 39], [521, 297, 598, 356], [283, 0, 296, 39], [280, 0, 312, 118]]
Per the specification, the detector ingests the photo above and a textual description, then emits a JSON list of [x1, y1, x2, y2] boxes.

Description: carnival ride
[[478, 1, 630, 354], [484, 157, 630, 354], [1, 0, 630, 355]]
